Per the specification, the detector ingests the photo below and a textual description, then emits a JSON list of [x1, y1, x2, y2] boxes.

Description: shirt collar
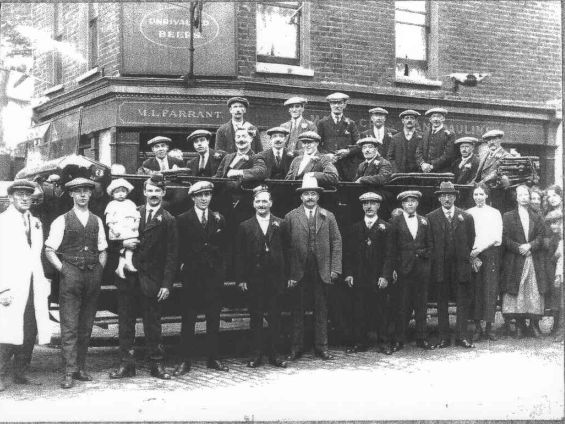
[[404, 128, 415, 138], [432, 124, 444, 133], [237, 149, 251, 157], [256, 213, 271, 221], [304, 205, 317, 216], [194, 206, 208, 219], [442, 206, 454, 216], [146, 204, 161, 215], [272, 147, 284, 156]]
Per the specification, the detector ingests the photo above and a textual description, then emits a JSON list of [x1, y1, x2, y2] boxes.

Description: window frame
[[88, 3, 99, 69]]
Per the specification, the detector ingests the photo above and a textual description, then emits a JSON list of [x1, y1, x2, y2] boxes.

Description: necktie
[[308, 209, 314, 223], [199, 154, 205, 172], [362, 161, 370, 175], [24, 213, 31, 246], [159, 159, 166, 171], [446, 211, 452, 223], [409, 214, 415, 218], [275, 151, 281, 167], [201, 211, 207, 228], [146, 209, 153, 226]]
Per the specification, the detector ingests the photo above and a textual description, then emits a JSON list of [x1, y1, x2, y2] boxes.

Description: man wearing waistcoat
[[416, 108, 455, 173], [353, 137, 393, 186], [45, 178, 108, 389], [109, 174, 178, 381], [387, 110, 422, 174], [255, 127, 295, 180], [280, 97, 317, 154], [360, 107, 396, 158], [427, 182, 476, 349]]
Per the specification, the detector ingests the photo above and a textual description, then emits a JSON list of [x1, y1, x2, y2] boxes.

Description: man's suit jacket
[[354, 156, 393, 186], [176, 207, 227, 286], [235, 215, 288, 293], [317, 115, 361, 181], [214, 121, 263, 154], [383, 213, 433, 281], [131, 205, 178, 297], [475, 147, 510, 184], [386, 131, 422, 173], [285, 152, 339, 185], [427, 207, 475, 283], [284, 205, 342, 285], [361, 126, 396, 158], [501, 208, 547, 295], [415, 127, 455, 172], [185, 148, 224, 177], [256, 148, 294, 180], [214, 150, 268, 183], [137, 155, 185, 174], [280, 118, 317, 152], [452, 154, 480, 184], [344, 218, 390, 288]]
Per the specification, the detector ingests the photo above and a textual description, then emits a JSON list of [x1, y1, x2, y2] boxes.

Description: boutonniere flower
[[272, 221, 280, 229], [286, 151, 294, 158], [301, 122, 308, 129], [458, 214, 464, 221], [156, 215, 162, 223], [241, 154, 250, 162], [213, 212, 221, 221], [378, 223, 386, 231], [464, 163, 472, 169], [310, 156, 320, 163], [366, 237, 372, 246], [344, 130, 350, 135], [420, 218, 427, 225], [344, 118, 351, 125], [214, 152, 224, 159]]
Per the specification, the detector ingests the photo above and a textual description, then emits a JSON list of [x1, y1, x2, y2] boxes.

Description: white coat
[[0, 205, 51, 345]]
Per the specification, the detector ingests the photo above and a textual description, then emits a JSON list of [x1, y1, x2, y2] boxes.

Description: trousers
[[437, 258, 472, 340], [248, 281, 281, 358]]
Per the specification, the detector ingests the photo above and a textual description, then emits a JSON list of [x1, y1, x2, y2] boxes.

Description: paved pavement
[[0, 314, 563, 422]]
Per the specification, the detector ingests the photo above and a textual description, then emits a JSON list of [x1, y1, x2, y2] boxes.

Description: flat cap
[[369, 107, 388, 115], [326, 92, 349, 102], [425, 107, 448, 116], [7, 180, 36, 195], [399, 109, 421, 118], [482, 129, 504, 140], [188, 180, 214, 196], [267, 126, 290, 136], [146, 174, 166, 189], [106, 178, 134, 196], [359, 192, 383, 203], [397, 190, 422, 202], [434, 181, 459, 196], [298, 131, 321, 143], [227, 97, 249, 108], [147, 136, 172, 147], [65, 177, 95, 191], [284, 97, 308, 106], [454, 136, 478, 145], [296, 174, 324, 194], [253, 184, 270, 198], [187, 129, 211, 144], [356, 137, 382, 146]]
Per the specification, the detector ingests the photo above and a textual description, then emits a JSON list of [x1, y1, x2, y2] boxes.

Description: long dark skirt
[[472, 246, 501, 323]]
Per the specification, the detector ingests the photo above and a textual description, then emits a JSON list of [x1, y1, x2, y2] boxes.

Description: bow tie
[[408, 214, 416, 218]]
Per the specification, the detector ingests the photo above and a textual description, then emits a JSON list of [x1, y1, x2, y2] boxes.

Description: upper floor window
[[88, 3, 99, 69], [256, 2, 301, 66], [395, 0, 429, 80]]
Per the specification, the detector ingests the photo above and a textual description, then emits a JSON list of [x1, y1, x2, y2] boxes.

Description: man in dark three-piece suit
[[343, 192, 392, 355], [427, 182, 476, 349], [387, 110, 422, 174], [280, 97, 317, 154], [360, 107, 396, 158], [173, 181, 229, 375], [383, 190, 435, 352], [215, 127, 267, 183], [256, 127, 295, 180], [415, 108, 455, 173], [137, 136, 185, 174], [353, 137, 393, 186], [214, 97, 263, 154], [451, 137, 480, 184], [109, 175, 178, 381], [185, 130, 224, 177], [285, 132, 339, 185], [236, 186, 288, 369], [316, 92, 361, 181], [284, 176, 342, 362]]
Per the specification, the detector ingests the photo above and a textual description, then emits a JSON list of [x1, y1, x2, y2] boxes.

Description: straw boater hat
[[482, 129, 504, 140], [356, 137, 382, 147], [434, 181, 459, 196], [454, 136, 478, 146], [147, 136, 172, 147], [326, 92, 349, 102], [284, 97, 308, 106], [7, 180, 36, 195], [296, 175, 324, 194], [227, 97, 249, 108], [425, 107, 448, 116], [397, 190, 422, 202], [188, 181, 214, 196], [359, 192, 383, 203], [106, 178, 134, 197], [399, 110, 421, 118], [65, 178, 95, 191], [186, 129, 211, 144], [266, 126, 290, 136]]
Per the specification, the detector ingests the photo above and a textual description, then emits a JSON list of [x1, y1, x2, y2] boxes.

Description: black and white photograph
[[0, 0, 563, 421]]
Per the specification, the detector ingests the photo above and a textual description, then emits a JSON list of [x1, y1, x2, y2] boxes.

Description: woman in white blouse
[[468, 183, 503, 341]]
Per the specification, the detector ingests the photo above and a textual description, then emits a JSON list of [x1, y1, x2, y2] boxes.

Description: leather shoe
[[247, 357, 263, 368], [436, 339, 451, 349], [72, 370, 93, 381], [416, 339, 435, 350], [150, 363, 171, 380], [60, 374, 74, 389], [391, 341, 404, 352], [172, 361, 191, 377], [207, 359, 229, 372], [345, 345, 367, 354], [315, 350, 334, 360], [269, 357, 288, 368], [286, 351, 302, 361], [109, 365, 136, 379], [455, 339, 475, 348], [13, 374, 41, 385], [377, 345, 393, 355]]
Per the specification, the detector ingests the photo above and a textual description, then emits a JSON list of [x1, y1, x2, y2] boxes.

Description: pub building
[[18, 2, 561, 184]]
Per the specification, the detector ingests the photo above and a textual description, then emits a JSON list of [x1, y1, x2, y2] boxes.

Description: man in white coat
[[0, 180, 51, 391]]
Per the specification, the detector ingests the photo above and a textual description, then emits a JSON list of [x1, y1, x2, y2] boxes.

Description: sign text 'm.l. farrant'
[[117, 101, 226, 126]]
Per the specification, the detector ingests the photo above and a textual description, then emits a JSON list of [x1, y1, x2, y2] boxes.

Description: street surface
[[0, 313, 563, 422]]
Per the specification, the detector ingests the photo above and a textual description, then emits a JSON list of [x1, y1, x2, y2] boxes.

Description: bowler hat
[[296, 175, 324, 194], [7, 180, 36, 195], [359, 192, 383, 203], [65, 177, 95, 191], [227, 97, 249, 108], [187, 130, 211, 144], [434, 181, 459, 196], [188, 180, 214, 196], [397, 190, 422, 202], [284, 97, 308, 106], [267, 126, 290, 136], [147, 136, 172, 147]]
